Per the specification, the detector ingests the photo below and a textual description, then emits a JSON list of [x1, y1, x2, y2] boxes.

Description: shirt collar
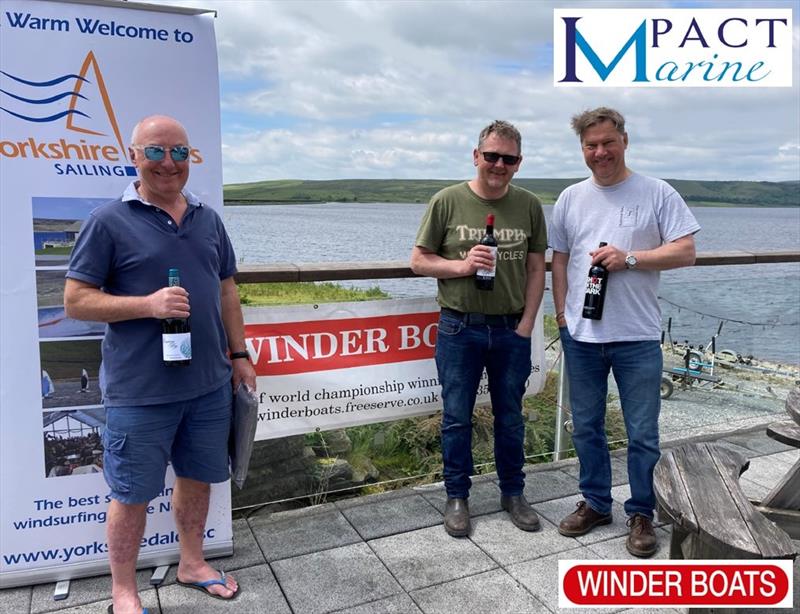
[[121, 181, 202, 208]]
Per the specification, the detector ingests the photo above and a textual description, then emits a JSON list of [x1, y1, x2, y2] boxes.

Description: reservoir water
[[225, 203, 800, 365]]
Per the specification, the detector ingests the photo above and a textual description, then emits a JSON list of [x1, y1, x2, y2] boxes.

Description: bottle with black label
[[582, 242, 608, 320], [475, 213, 498, 291], [162, 268, 191, 366]]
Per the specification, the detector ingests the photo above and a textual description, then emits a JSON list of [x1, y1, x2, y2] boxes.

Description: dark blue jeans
[[435, 310, 532, 499], [559, 327, 662, 518]]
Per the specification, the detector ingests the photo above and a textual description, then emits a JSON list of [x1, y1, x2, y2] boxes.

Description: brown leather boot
[[626, 514, 657, 557], [558, 500, 612, 536], [501, 495, 541, 532], [444, 498, 470, 537]]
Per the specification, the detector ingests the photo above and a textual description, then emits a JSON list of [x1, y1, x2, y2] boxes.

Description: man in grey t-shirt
[[550, 107, 699, 557]]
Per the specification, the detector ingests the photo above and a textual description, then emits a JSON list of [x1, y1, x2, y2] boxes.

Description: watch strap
[[230, 351, 250, 360]]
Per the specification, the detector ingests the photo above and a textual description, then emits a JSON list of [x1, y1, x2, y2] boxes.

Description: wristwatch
[[625, 253, 638, 269], [230, 351, 251, 361]]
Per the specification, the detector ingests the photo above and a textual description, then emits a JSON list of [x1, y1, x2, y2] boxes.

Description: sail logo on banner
[[0, 51, 203, 177], [553, 8, 793, 87]]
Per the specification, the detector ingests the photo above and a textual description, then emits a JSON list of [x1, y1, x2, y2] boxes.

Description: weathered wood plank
[[766, 419, 800, 449], [760, 458, 800, 510], [787, 387, 800, 426], [655, 442, 796, 561], [754, 505, 800, 540]]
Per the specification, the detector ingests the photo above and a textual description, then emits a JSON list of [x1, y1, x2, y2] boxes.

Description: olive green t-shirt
[[414, 182, 547, 314]]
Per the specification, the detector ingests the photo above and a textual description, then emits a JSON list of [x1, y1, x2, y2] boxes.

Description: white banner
[[0, 0, 228, 588], [244, 298, 546, 440]]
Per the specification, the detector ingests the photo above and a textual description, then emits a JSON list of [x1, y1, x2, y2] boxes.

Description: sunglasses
[[135, 145, 191, 162], [481, 151, 521, 165]]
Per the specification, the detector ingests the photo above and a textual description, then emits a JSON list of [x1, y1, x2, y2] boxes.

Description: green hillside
[[224, 178, 799, 207]]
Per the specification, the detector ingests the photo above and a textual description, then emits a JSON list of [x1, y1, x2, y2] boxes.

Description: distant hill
[[224, 178, 799, 207]]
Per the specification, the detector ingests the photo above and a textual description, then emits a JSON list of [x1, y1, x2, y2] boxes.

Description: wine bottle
[[582, 242, 608, 320], [475, 213, 498, 291], [162, 268, 191, 366]]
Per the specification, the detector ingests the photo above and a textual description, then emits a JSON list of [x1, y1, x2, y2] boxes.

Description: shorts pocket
[[102, 427, 132, 495]]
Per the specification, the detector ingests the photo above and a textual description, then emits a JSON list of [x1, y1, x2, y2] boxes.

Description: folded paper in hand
[[229, 382, 258, 489]]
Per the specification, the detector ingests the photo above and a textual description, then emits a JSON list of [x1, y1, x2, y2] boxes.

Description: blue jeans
[[559, 328, 662, 518], [435, 310, 532, 499]]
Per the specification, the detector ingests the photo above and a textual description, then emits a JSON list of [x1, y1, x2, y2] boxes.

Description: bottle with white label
[[475, 213, 498, 291], [162, 268, 191, 366]]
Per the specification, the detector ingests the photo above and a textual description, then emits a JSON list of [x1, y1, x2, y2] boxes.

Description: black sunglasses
[[136, 145, 191, 162], [481, 151, 521, 165]]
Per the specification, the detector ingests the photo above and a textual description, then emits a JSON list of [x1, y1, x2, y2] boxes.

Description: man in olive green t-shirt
[[410, 120, 547, 537]]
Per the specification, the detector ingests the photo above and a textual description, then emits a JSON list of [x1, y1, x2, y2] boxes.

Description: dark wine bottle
[[582, 242, 608, 320], [475, 213, 498, 291], [162, 268, 191, 366]]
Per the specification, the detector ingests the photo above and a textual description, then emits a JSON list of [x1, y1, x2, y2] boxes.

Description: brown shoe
[[558, 500, 612, 537], [501, 495, 541, 532], [444, 498, 470, 537], [626, 514, 657, 557]]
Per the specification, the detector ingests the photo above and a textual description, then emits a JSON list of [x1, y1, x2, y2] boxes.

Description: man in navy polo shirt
[[65, 115, 255, 614]]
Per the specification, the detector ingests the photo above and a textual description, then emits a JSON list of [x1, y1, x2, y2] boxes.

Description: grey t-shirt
[[549, 173, 700, 342]]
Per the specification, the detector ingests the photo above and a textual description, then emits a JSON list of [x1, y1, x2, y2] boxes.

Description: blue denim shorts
[[102, 383, 233, 504]]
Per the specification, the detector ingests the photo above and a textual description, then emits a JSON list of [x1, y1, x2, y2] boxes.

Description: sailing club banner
[[0, 0, 226, 588], [245, 298, 546, 440]]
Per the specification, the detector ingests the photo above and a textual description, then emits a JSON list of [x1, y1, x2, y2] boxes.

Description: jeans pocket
[[437, 315, 464, 336], [102, 427, 132, 495]]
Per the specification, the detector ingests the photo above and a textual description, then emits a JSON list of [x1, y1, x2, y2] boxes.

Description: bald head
[[130, 115, 189, 147]]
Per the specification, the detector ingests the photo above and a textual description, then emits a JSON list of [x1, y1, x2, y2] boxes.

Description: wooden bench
[[654, 442, 796, 560], [756, 386, 800, 538]]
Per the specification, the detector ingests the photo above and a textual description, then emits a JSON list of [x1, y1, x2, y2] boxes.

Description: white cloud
[[154, 0, 800, 183]]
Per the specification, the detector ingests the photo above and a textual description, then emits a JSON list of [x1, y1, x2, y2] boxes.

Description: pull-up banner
[[0, 0, 227, 589]]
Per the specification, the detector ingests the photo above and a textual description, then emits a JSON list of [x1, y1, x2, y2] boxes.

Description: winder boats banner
[[244, 298, 546, 440], [0, 0, 226, 588]]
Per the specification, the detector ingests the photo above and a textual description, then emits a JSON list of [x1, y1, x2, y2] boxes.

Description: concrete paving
[[1, 428, 798, 614]]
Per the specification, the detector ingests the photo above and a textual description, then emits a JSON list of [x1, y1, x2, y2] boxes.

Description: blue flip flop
[[107, 606, 149, 613], [175, 569, 239, 601]]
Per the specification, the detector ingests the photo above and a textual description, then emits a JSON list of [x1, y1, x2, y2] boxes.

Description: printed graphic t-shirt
[[415, 182, 547, 314]]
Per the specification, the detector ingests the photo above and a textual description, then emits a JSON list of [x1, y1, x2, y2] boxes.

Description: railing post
[[554, 349, 571, 461]]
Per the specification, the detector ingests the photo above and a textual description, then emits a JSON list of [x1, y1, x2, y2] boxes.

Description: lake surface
[[225, 203, 800, 364]]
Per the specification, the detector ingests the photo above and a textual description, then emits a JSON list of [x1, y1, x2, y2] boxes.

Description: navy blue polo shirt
[[66, 182, 237, 406]]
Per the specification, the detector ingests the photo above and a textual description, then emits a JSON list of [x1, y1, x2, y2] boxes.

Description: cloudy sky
[[156, 0, 799, 185]]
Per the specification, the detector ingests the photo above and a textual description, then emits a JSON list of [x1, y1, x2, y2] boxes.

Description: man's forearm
[[551, 251, 569, 325], [519, 252, 545, 331], [64, 279, 153, 323]]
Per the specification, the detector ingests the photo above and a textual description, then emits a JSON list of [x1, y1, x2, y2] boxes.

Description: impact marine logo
[[553, 9, 792, 88]]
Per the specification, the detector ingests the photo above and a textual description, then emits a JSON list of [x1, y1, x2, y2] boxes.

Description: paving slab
[[271, 542, 401, 614], [249, 506, 361, 562], [506, 546, 620, 614], [335, 488, 418, 510], [29, 589, 159, 614], [585, 527, 671, 560], [534, 495, 629, 545], [410, 568, 548, 614], [30, 570, 151, 614], [369, 525, 496, 591], [722, 431, 793, 455], [157, 563, 289, 614], [469, 511, 580, 566], [338, 494, 441, 540], [741, 454, 791, 489], [331, 593, 423, 614], [0, 586, 31, 614], [523, 468, 581, 502], [770, 449, 800, 466], [414, 479, 502, 517]]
